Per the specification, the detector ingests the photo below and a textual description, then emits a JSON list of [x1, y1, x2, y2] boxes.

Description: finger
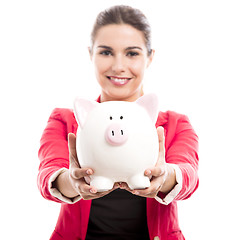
[[77, 178, 118, 195], [119, 182, 132, 191], [119, 182, 148, 196], [147, 166, 166, 177], [144, 169, 153, 179], [74, 183, 95, 200], [80, 183, 118, 200], [84, 176, 91, 185], [84, 189, 113, 200], [132, 177, 165, 198], [71, 167, 93, 180], [74, 177, 96, 194]]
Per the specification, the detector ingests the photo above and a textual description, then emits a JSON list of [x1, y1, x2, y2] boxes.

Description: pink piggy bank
[[73, 94, 159, 192]]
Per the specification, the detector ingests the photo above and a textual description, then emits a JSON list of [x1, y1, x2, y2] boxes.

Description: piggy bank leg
[[128, 174, 150, 190], [90, 176, 115, 192]]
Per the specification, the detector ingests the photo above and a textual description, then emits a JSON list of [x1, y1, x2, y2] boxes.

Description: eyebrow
[[97, 45, 113, 50], [97, 45, 143, 51], [125, 46, 143, 51]]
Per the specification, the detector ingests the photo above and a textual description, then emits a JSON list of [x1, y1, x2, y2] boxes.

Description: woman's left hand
[[120, 126, 177, 198]]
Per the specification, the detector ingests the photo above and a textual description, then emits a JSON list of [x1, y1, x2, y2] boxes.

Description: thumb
[[156, 126, 166, 165], [157, 127, 165, 151], [68, 133, 80, 168]]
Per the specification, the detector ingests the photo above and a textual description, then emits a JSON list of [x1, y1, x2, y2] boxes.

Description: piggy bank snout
[[105, 123, 128, 146]]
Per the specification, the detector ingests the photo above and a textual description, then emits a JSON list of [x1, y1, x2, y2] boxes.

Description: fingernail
[[134, 191, 139, 195], [90, 188, 96, 194], [119, 183, 126, 189], [146, 169, 151, 175], [86, 169, 92, 175]]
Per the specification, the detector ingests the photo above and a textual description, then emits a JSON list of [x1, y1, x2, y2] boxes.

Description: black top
[[85, 189, 150, 240]]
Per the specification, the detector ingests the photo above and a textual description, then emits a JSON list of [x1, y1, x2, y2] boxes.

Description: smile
[[107, 76, 131, 86]]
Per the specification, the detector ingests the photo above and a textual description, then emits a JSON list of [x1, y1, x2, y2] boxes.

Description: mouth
[[107, 76, 132, 86]]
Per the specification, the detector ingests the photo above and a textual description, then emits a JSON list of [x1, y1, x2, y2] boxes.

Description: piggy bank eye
[[110, 116, 113, 120], [120, 116, 123, 120]]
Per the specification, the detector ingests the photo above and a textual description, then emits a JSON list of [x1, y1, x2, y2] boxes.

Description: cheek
[[94, 59, 103, 75], [129, 60, 147, 77], [94, 57, 111, 76]]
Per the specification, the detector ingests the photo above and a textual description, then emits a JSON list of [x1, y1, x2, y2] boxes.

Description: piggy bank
[[73, 94, 159, 192]]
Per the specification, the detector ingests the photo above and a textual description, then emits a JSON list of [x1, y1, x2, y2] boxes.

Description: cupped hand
[[68, 133, 118, 200], [119, 126, 176, 198]]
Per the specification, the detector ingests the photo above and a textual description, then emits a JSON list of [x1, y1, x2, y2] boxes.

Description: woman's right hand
[[67, 133, 118, 200]]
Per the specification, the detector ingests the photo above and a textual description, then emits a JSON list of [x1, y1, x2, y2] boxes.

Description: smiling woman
[[90, 24, 154, 102], [37, 5, 199, 240]]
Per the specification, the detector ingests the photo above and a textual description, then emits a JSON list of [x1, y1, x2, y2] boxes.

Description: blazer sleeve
[[155, 111, 199, 204], [166, 112, 199, 201], [37, 108, 76, 203]]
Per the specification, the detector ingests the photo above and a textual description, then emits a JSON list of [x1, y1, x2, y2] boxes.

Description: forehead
[[93, 24, 146, 49]]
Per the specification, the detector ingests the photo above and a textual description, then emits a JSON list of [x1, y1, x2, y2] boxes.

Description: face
[[90, 24, 154, 102]]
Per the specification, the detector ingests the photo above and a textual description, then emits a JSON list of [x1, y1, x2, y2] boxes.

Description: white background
[[0, 0, 239, 239]]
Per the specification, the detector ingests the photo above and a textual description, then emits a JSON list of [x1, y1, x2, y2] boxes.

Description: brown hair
[[91, 5, 152, 56]]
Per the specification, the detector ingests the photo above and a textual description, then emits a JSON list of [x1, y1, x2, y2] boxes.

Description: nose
[[105, 123, 128, 146], [111, 55, 126, 73]]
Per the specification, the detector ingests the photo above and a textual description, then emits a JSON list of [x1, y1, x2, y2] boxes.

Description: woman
[[38, 5, 199, 240]]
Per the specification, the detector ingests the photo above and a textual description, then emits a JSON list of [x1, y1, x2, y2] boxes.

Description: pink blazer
[[38, 107, 199, 240]]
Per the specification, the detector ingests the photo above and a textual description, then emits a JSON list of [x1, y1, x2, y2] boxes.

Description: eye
[[127, 51, 139, 57], [110, 116, 113, 120], [120, 116, 123, 120], [100, 50, 113, 56]]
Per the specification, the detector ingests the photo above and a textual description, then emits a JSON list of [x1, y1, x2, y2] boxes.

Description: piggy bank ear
[[136, 93, 159, 123], [73, 98, 98, 128]]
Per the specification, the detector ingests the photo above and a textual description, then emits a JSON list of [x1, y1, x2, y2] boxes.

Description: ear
[[146, 49, 155, 68], [73, 98, 98, 128], [88, 46, 93, 60], [136, 93, 159, 123]]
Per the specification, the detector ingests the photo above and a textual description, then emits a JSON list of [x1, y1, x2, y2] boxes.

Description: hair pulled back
[[91, 5, 152, 56]]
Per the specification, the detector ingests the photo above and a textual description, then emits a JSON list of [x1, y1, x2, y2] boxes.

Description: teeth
[[109, 77, 129, 83]]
